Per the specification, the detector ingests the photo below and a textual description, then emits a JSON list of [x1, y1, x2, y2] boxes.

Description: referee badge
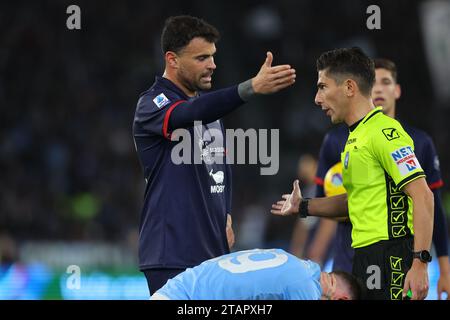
[[382, 128, 400, 141], [344, 151, 349, 169]]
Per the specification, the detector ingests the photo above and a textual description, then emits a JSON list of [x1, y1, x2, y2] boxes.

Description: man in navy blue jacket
[[133, 15, 296, 295]]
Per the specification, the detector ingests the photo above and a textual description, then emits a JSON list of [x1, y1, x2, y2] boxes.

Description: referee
[[272, 47, 434, 300], [304, 58, 450, 299]]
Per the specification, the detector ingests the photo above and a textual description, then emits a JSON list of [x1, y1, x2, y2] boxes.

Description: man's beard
[[179, 71, 209, 93]]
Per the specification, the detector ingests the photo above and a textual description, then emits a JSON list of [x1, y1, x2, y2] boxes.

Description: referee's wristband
[[298, 198, 310, 218]]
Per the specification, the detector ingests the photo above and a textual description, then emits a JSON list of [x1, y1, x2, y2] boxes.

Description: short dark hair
[[161, 15, 220, 54], [373, 58, 398, 83], [316, 47, 375, 96], [332, 270, 365, 300]]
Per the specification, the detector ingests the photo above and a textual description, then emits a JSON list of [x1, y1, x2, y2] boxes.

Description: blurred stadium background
[[1, 0, 449, 299]]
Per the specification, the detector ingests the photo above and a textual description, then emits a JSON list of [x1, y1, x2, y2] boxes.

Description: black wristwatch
[[413, 250, 432, 263], [298, 198, 310, 218]]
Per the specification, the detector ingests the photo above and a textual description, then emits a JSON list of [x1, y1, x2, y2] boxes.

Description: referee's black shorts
[[352, 236, 413, 300]]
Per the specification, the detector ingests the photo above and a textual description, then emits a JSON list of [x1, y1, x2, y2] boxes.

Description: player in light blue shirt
[[150, 248, 361, 300]]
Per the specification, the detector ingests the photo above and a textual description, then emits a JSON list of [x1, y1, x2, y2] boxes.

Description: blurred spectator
[[0, 233, 18, 266]]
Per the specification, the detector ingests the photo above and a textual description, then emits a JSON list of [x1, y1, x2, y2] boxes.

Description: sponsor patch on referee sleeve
[[390, 146, 422, 176]]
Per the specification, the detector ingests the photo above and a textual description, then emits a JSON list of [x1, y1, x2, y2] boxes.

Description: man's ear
[[165, 51, 178, 69], [344, 79, 357, 97], [395, 83, 401, 99]]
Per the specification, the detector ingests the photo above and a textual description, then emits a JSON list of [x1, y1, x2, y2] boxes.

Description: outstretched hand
[[271, 180, 303, 216], [252, 51, 296, 94]]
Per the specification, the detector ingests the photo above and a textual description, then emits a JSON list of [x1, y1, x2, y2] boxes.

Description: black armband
[[298, 198, 310, 218], [237, 79, 255, 102]]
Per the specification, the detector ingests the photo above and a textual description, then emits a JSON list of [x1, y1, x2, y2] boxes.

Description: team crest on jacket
[[344, 151, 349, 169]]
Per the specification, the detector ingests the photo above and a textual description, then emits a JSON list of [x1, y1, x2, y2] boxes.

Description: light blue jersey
[[153, 248, 322, 300]]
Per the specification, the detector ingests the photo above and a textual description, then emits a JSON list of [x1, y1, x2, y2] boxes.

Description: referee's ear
[[344, 79, 358, 98], [395, 83, 401, 100]]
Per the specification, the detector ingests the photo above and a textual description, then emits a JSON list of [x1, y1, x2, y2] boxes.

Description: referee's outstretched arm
[[271, 179, 348, 219]]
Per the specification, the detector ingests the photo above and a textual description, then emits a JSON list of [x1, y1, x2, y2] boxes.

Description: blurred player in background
[[307, 58, 450, 299], [272, 48, 434, 300], [133, 15, 296, 295], [289, 154, 335, 265], [150, 248, 362, 300], [289, 154, 319, 258]]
